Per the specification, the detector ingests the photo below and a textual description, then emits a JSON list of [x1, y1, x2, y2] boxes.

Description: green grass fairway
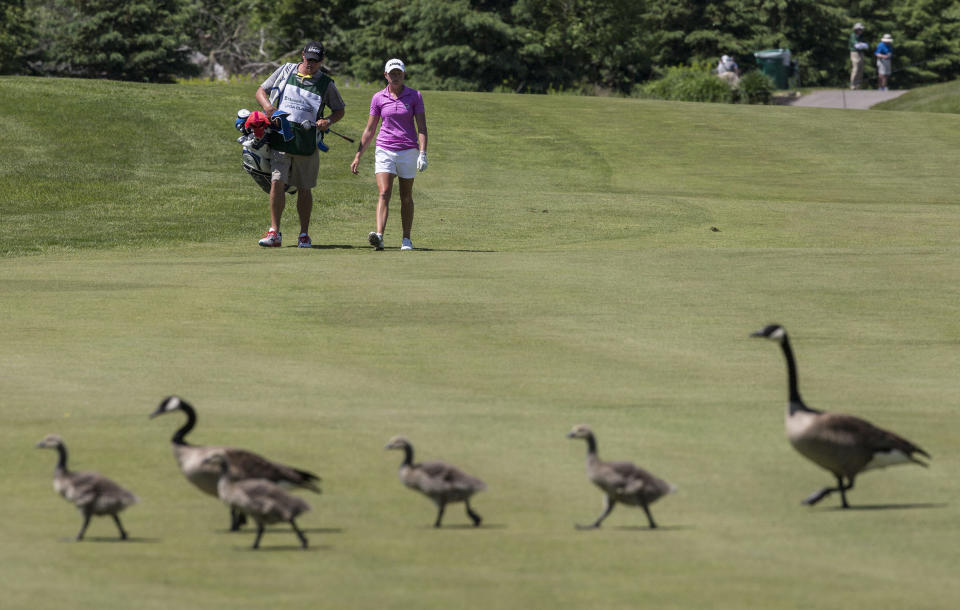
[[875, 78, 960, 113], [1, 76, 959, 610]]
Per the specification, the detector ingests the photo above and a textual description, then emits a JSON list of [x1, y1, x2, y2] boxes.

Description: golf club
[[299, 120, 355, 144]]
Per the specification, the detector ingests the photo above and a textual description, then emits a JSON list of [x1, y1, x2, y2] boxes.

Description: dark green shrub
[[637, 66, 733, 103], [738, 70, 775, 105]]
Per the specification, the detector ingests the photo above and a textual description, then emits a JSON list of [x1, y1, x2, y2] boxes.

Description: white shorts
[[374, 147, 418, 179]]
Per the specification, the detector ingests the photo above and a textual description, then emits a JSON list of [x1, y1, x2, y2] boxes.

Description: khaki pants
[[850, 51, 865, 89]]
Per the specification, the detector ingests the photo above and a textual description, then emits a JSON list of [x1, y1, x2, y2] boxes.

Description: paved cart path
[[788, 89, 907, 109]]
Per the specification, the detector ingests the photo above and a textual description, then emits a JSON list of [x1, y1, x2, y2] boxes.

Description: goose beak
[[565, 431, 576, 439], [749, 330, 764, 337], [148, 406, 164, 419]]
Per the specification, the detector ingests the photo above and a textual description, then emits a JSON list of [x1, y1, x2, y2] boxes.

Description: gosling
[[385, 436, 487, 528], [36, 434, 138, 541], [203, 454, 311, 550], [566, 425, 675, 529]]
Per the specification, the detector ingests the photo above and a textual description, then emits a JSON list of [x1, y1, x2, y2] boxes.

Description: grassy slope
[[874, 78, 960, 113], [1, 77, 959, 610]]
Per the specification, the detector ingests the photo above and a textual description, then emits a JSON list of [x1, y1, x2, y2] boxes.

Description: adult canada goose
[[149, 396, 321, 530], [202, 454, 310, 549], [35, 434, 138, 541], [566, 425, 675, 529], [384, 436, 487, 528], [751, 324, 931, 508]]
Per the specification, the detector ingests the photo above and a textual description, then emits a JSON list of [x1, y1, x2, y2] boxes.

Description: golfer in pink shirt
[[351, 58, 428, 251]]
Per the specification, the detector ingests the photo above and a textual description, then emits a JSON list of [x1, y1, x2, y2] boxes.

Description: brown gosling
[[751, 324, 931, 508], [385, 436, 487, 528], [149, 396, 321, 531], [35, 434, 138, 541], [566, 425, 675, 529], [203, 454, 311, 549]]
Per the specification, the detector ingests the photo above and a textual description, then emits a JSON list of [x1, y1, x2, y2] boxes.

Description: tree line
[[3, 0, 960, 91]]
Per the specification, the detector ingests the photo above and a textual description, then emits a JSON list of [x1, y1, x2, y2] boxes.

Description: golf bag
[[235, 109, 297, 194]]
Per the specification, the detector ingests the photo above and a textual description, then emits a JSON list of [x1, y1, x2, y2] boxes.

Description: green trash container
[[754, 49, 793, 89]]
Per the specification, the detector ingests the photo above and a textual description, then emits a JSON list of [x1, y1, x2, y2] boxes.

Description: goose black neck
[[779, 336, 804, 406], [584, 433, 598, 456], [172, 404, 197, 445], [54, 443, 68, 471], [400, 444, 414, 466]]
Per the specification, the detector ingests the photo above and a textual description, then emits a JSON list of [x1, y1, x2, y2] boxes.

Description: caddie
[[255, 41, 346, 248]]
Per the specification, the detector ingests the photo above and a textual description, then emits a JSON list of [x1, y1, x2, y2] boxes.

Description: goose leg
[[640, 500, 658, 529], [112, 514, 129, 540], [434, 502, 447, 528], [465, 499, 482, 527], [230, 508, 247, 531], [289, 519, 309, 548], [802, 475, 855, 507], [76, 511, 92, 541], [252, 523, 265, 550], [837, 476, 855, 509], [577, 495, 615, 529]]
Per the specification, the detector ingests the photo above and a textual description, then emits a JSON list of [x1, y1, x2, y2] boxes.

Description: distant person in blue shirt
[[875, 34, 894, 91]]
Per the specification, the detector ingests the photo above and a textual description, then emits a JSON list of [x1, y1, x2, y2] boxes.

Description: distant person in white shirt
[[717, 55, 740, 87]]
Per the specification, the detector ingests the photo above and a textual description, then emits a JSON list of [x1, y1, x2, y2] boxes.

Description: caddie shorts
[[271, 149, 319, 189], [877, 58, 892, 76], [374, 147, 418, 179]]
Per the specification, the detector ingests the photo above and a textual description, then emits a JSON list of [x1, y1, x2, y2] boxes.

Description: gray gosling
[[385, 436, 487, 528], [150, 395, 321, 531], [566, 425, 676, 529], [752, 324, 931, 508], [36, 434, 138, 541], [202, 454, 310, 550]]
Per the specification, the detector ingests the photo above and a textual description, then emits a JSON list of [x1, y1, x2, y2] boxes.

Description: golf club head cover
[[235, 108, 251, 131], [244, 111, 270, 139], [317, 130, 329, 152], [270, 110, 294, 142]]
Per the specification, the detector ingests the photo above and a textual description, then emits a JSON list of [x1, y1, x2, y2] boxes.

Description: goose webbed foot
[[801, 487, 835, 505]]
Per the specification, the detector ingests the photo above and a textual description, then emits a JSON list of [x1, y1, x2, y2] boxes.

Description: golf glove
[[417, 151, 427, 172]]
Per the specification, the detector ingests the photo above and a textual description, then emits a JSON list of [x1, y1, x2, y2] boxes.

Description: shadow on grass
[[62, 536, 162, 543], [574, 524, 693, 532], [286, 244, 497, 253], [416, 523, 507, 530], [234, 544, 332, 552], [216, 526, 344, 534], [821, 502, 948, 512]]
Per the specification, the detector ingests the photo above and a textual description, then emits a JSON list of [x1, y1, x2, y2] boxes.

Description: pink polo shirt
[[370, 86, 424, 152]]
